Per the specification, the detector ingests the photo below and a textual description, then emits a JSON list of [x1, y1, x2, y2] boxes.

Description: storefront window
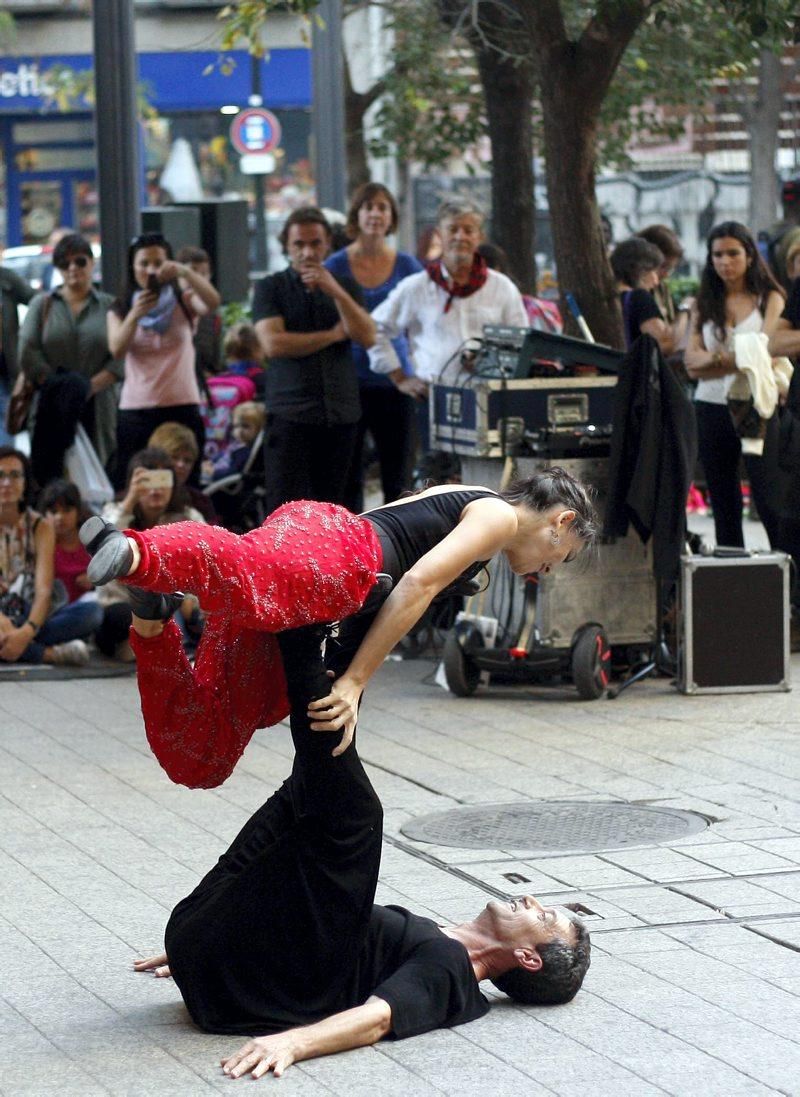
[[20, 179, 62, 244]]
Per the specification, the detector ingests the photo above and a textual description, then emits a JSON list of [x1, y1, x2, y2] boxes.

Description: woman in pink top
[[108, 233, 220, 490]]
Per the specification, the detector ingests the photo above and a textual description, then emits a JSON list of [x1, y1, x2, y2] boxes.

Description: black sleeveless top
[[363, 488, 500, 584]]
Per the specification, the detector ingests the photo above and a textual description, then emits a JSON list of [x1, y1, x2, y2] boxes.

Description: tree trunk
[[745, 49, 784, 236], [514, 0, 652, 347], [343, 50, 383, 196], [472, 43, 537, 293], [538, 52, 621, 346]]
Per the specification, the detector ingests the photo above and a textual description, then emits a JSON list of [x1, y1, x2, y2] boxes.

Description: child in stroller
[[204, 402, 267, 532]]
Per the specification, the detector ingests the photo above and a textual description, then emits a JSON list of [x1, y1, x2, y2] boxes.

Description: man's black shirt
[[252, 267, 362, 426]]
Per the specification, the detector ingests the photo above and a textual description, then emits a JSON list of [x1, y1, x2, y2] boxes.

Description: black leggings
[[695, 401, 781, 548]]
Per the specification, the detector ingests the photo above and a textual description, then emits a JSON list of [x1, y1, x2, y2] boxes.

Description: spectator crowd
[[2, 183, 800, 668]]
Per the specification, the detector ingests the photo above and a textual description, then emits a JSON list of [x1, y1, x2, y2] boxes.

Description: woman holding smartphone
[[108, 233, 220, 490], [95, 446, 206, 660]]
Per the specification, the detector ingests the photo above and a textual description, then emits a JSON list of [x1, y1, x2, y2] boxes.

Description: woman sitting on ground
[[147, 421, 218, 525], [0, 447, 91, 667], [39, 479, 104, 651], [80, 467, 597, 788]]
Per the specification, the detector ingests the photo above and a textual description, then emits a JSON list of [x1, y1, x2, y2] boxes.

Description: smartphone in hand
[[143, 469, 174, 491], [147, 273, 160, 295]]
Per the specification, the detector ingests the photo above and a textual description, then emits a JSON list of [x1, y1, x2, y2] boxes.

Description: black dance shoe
[[80, 516, 134, 586], [126, 587, 186, 622]]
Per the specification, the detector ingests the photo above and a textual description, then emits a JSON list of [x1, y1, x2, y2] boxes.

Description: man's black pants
[[163, 609, 383, 1035], [263, 414, 358, 515]]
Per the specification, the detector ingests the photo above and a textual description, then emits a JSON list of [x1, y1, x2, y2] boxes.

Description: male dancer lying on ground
[[132, 609, 590, 1079]]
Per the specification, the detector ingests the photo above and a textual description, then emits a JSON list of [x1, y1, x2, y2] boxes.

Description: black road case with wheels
[[678, 551, 791, 694]]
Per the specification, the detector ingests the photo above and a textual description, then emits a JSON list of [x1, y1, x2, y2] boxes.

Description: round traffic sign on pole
[[229, 108, 282, 156]]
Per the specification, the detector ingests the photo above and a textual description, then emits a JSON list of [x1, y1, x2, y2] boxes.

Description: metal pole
[[92, 0, 141, 294], [311, 0, 347, 211], [250, 54, 269, 273]]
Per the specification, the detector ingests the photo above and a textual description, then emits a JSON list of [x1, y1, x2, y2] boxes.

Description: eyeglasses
[[56, 255, 90, 271], [0, 470, 24, 482]]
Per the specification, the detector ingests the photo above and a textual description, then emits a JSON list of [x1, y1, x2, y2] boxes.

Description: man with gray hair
[[368, 198, 528, 450]]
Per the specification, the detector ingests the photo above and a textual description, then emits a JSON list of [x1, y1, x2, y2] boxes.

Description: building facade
[[0, 2, 312, 250]]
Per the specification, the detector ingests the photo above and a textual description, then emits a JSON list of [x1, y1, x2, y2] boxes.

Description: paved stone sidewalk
[[2, 649, 800, 1096]]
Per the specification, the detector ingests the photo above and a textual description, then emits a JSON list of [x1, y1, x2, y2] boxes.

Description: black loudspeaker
[[140, 206, 202, 256], [170, 199, 250, 303], [679, 551, 791, 694]]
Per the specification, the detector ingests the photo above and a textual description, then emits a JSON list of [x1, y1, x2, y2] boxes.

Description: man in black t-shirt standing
[[252, 207, 375, 514], [135, 616, 591, 1080]]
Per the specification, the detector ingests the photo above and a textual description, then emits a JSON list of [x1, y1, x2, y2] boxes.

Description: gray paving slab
[[2, 656, 800, 1094]]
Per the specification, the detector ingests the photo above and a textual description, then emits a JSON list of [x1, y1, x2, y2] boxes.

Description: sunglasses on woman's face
[[57, 255, 90, 270]]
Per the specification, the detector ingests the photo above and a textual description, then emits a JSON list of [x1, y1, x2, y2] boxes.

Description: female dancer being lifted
[[81, 468, 596, 788]]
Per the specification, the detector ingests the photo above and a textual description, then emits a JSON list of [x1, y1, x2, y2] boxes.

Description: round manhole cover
[[401, 801, 710, 853]]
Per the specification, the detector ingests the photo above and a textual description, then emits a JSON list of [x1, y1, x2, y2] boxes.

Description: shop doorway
[[10, 170, 97, 246]]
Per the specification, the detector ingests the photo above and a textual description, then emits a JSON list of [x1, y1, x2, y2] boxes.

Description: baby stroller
[[202, 430, 267, 533]]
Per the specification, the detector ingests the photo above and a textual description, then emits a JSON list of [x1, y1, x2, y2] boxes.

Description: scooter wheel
[[571, 625, 611, 700], [443, 629, 482, 697]]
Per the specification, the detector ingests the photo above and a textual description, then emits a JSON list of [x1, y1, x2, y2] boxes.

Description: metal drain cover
[[401, 801, 709, 853]]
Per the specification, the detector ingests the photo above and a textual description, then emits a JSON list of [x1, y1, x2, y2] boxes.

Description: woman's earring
[[551, 531, 560, 546]]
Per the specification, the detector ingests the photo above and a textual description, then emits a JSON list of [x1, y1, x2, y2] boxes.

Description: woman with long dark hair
[[80, 467, 597, 788], [685, 221, 785, 547], [108, 232, 220, 489]]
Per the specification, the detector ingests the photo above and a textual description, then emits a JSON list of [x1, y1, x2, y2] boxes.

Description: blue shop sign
[[0, 49, 311, 112]]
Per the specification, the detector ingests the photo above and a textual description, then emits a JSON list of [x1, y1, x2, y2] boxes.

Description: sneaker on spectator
[[47, 639, 90, 667]]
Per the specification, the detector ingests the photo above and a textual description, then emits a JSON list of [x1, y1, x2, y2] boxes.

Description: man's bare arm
[[769, 319, 800, 358], [220, 996, 392, 1079]]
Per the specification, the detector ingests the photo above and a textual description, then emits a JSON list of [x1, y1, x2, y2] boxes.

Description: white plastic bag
[[65, 424, 114, 511]]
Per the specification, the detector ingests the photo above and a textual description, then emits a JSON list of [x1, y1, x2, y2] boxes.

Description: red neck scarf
[[426, 254, 488, 313]]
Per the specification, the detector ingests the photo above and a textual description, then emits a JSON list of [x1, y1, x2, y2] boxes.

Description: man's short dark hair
[[279, 207, 332, 253], [490, 919, 591, 1005]]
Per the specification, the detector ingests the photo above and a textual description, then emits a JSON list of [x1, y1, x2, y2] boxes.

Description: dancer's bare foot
[[133, 952, 172, 978]]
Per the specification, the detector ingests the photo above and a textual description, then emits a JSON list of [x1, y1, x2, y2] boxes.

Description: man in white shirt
[[368, 198, 528, 450]]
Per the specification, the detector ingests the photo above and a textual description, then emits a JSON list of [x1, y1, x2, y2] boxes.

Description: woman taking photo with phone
[[94, 446, 206, 660], [108, 233, 220, 490]]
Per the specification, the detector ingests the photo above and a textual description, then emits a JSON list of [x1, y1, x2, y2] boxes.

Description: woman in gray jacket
[[19, 233, 121, 485]]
